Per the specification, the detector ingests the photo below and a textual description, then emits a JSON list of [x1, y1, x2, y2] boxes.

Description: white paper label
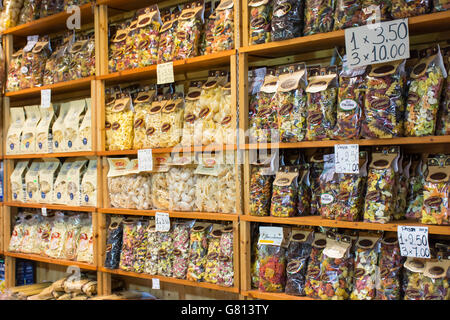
[[152, 278, 160, 290], [157, 62, 174, 85], [397, 226, 430, 258], [138, 149, 153, 172], [345, 18, 410, 67], [41, 207, 47, 216], [321, 193, 334, 205], [41, 89, 51, 108], [258, 226, 283, 246], [334, 144, 359, 174], [340, 99, 357, 111], [155, 212, 170, 232], [23, 35, 39, 52]]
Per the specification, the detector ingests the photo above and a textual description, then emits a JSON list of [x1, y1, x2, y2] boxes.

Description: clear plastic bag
[[248, 0, 272, 45], [255, 69, 279, 142], [109, 93, 134, 151], [63, 214, 82, 261], [211, 0, 234, 53], [319, 155, 340, 220], [8, 213, 26, 252], [248, 68, 267, 143], [333, 0, 362, 30], [249, 166, 274, 216], [270, 166, 299, 217], [393, 156, 410, 220], [271, 0, 303, 41], [432, 0, 450, 11], [199, 9, 215, 55], [172, 220, 194, 279], [119, 219, 137, 272], [360, 0, 391, 24], [20, 39, 51, 90], [218, 226, 234, 287], [187, 223, 211, 282], [135, 6, 161, 67], [18, 0, 40, 25], [304, 234, 327, 298], [0, 0, 25, 31], [76, 216, 93, 264], [173, 1, 204, 60], [157, 11, 179, 63], [39, 0, 64, 17], [436, 47, 450, 135], [285, 230, 313, 296], [6, 50, 22, 92], [104, 216, 123, 269], [204, 227, 222, 284], [376, 236, 403, 300], [45, 212, 69, 259], [258, 244, 287, 292], [391, 0, 429, 18], [156, 230, 173, 277], [168, 165, 197, 212], [20, 214, 42, 254], [69, 33, 96, 80], [406, 155, 425, 220], [309, 153, 325, 216], [303, 0, 335, 35], [108, 23, 128, 73]]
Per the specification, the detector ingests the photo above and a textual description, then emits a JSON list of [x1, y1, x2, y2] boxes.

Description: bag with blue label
[[63, 99, 86, 152], [6, 107, 25, 155], [10, 161, 28, 202], [81, 160, 97, 207], [21, 105, 41, 154], [38, 158, 60, 204], [66, 159, 88, 206], [25, 161, 41, 203]]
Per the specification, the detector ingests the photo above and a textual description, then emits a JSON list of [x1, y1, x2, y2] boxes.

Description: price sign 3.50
[[345, 18, 410, 68]]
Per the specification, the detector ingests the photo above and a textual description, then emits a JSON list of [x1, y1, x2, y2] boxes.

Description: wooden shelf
[[240, 11, 450, 58], [4, 202, 96, 212], [99, 208, 239, 221], [242, 290, 315, 300], [98, 0, 162, 12], [4, 151, 96, 160], [242, 136, 450, 150], [99, 267, 239, 293], [4, 76, 95, 100], [240, 215, 450, 235], [98, 144, 238, 156], [98, 50, 235, 85], [1, 3, 94, 37], [4, 252, 97, 271]]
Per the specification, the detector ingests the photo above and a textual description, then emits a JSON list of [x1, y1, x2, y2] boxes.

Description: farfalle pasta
[[303, 0, 335, 35], [248, 0, 272, 45], [157, 11, 179, 63], [173, 1, 204, 60], [254, 69, 279, 142], [211, 0, 234, 52]]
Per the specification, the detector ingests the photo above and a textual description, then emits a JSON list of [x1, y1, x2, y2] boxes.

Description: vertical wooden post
[[239, 219, 251, 297], [238, 52, 248, 147], [241, 0, 249, 47], [95, 4, 109, 77]]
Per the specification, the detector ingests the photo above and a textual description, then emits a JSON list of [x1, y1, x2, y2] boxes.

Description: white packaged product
[[45, 212, 69, 259], [10, 161, 28, 202], [159, 93, 184, 148], [8, 212, 26, 252], [25, 161, 42, 203], [150, 153, 170, 210], [144, 95, 165, 148], [63, 99, 86, 152], [75, 98, 92, 151], [6, 107, 25, 155], [53, 160, 74, 204], [81, 160, 97, 207], [214, 82, 234, 145], [38, 158, 60, 203], [21, 214, 42, 254], [36, 104, 55, 153], [76, 216, 94, 264], [181, 81, 203, 147], [66, 159, 88, 206], [52, 103, 71, 152], [21, 105, 41, 154], [168, 153, 196, 211]]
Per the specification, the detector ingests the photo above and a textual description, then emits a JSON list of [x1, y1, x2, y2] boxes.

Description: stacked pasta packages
[[251, 227, 450, 299], [5, 30, 95, 92], [248, 0, 450, 45], [8, 210, 94, 264], [104, 216, 234, 287]]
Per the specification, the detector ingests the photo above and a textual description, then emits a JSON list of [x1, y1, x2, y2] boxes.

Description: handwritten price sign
[[397, 226, 430, 258], [334, 144, 359, 174], [155, 212, 170, 232], [345, 18, 410, 67], [157, 62, 174, 84]]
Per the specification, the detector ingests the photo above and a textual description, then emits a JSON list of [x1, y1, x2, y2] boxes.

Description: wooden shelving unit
[[4, 252, 97, 271], [4, 202, 96, 213], [99, 208, 239, 221], [242, 290, 315, 300]]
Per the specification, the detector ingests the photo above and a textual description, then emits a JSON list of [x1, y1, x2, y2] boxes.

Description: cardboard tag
[[41, 207, 47, 216], [155, 212, 170, 232], [23, 35, 39, 52], [335, 144, 359, 174], [397, 225, 430, 258], [157, 62, 174, 84], [258, 226, 283, 246], [138, 149, 153, 172], [41, 89, 51, 109]]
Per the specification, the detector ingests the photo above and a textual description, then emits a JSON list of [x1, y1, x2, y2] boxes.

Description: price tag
[[41, 207, 47, 216], [155, 212, 170, 232], [334, 144, 359, 174], [157, 62, 174, 84], [258, 226, 283, 246], [138, 149, 153, 172], [23, 35, 39, 52], [41, 89, 51, 108], [397, 226, 430, 258], [345, 18, 410, 67], [152, 278, 160, 290]]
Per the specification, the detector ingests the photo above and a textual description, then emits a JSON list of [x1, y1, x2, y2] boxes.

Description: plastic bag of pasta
[[376, 235, 404, 300], [270, 166, 299, 217], [406, 154, 425, 220], [254, 69, 279, 143], [156, 229, 174, 277], [248, 68, 267, 143], [360, 0, 391, 24], [422, 255, 450, 300], [108, 92, 134, 151], [333, 64, 366, 140], [45, 212, 70, 259], [199, 5, 215, 55], [20, 38, 52, 89], [173, 1, 204, 60], [104, 216, 123, 269], [275, 63, 307, 142], [271, 0, 303, 41], [250, 225, 261, 289], [18, 0, 40, 25], [204, 225, 223, 284], [403, 257, 427, 300], [119, 218, 137, 272], [181, 81, 203, 147], [391, 0, 429, 18], [135, 6, 161, 67], [187, 223, 212, 282], [363, 146, 400, 224], [304, 233, 327, 298], [248, 0, 272, 45], [436, 46, 450, 135], [350, 235, 381, 300], [319, 154, 340, 220], [303, 0, 335, 35], [69, 32, 95, 80], [296, 164, 311, 216], [144, 222, 158, 275], [309, 153, 325, 216], [76, 216, 94, 264], [333, 0, 362, 30], [63, 214, 82, 260], [159, 93, 185, 148], [167, 154, 197, 212], [421, 154, 450, 225], [249, 152, 276, 216], [133, 87, 156, 149], [218, 225, 234, 287], [6, 50, 23, 92], [211, 0, 234, 53], [393, 155, 410, 220], [433, 0, 450, 11], [8, 212, 26, 252], [151, 163, 170, 211], [157, 10, 179, 63], [362, 60, 406, 139], [405, 46, 447, 137], [108, 22, 128, 73], [306, 66, 338, 141], [285, 228, 313, 296], [172, 220, 195, 279], [0, 0, 25, 31]]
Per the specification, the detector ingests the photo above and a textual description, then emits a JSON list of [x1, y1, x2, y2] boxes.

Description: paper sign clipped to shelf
[[157, 62, 174, 84], [41, 207, 47, 216], [23, 35, 39, 52], [155, 212, 170, 232], [397, 226, 430, 258], [345, 18, 410, 67], [152, 278, 160, 290], [41, 89, 51, 108], [258, 226, 283, 246], [138, 149, 153, 172], [334, 144, 359, 174]]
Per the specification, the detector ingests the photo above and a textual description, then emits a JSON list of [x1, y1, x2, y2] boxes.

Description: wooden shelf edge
[[98, 144, 238, 156], [243, 290, 315, 300], [98, 208, 239, 221], [99, 267, 239, 293], [240, 215, 450, 235], [4, 252, 97, 270], [4, 151, 96, 159], [4, 202, 96, 212]]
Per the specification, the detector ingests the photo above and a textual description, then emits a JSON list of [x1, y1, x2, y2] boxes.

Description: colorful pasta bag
[[248, 68, 267, 143], [157, 10, 179, 63], [360, 0, 391, 24], [333, 0, 362, 30], [304, 233, 327, 298], [309, 153, 325, 216], [248, 0, 272, 45], [69, 32, 95, 80], [436, 46, 450, 135], [6, 50, 23, 92], [135, 5, 161, 67], [405, 46, 447, 137], [305, 66, 338, 141], [119, 218, 137, 272], [20, 38, 51, 89], [204, 225, 223, 284], [362, 60, 406, 139], [199, 5, 215, 55], [108, 23, 128, 73], [172, 220, 195, 279], [422, 255, 450, 300], [187, 222, 212, 282], [211, 0, 234, 53], [403, 257, 427, 300], [333, 64, 366, 140], [285, 228, 313, 296], [218, 225, 234, 287], [270, 166, 299, 217], [421, 154, 450, 225], [181, 81, 204, 147], [363, 146, 400, 224], [250, 225, 261, 289], [104, 216, 123, 270], [406, 154, 426, 220], [276, 63, 307, 142], [393, 154, 410, 220], [391, 0, 430, 18], [156, 229, 174, 277], [297, 164, 311, 216], [255, 69, 279, 143], [432, 0, 450, 11], [271, 0, 304, 41], [144, 222, 159, 275], [122, 19, 139, 71], [350, 234, 381, 300], [319, 154, 340, 220], [132, 219, 149, 274], [249, 152, 276, 216], [173, 1, 204, 60], [303, 0, 335, 35], [376, 235, 404, 300]]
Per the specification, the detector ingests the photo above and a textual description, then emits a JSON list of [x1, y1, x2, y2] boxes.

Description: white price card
[[334, 144, 359, 174], [345, 18, 410, 67], [138, 149, 153, 172], [155, 212, 170, 232], [41, 207, 47, 216], [152, 278, 160, 290], [41, 89, 51, 108], [23, 35, 39, 52], [397, 225, 430, 258], [157, 62, 174, 85], [258, 226, 283, 246]]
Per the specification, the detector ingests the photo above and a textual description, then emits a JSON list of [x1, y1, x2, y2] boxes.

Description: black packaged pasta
[[297, 164, 311, 216], [104, 216, 124, 269], [309, 152, 325, 216], [303, 0, 335, 35], [271, 0, 304, 41], [248, 0, 273, 45], [249, 151, 277, 216], [285, 228, 313, 296]]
